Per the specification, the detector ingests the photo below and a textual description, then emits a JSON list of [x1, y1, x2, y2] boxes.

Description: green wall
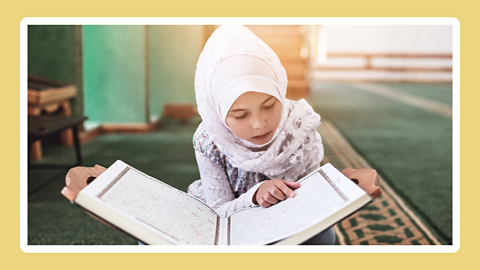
[[148, 25, 204, 121], [82, 25, 147, 124], [28, 25, 76, 83], [82, 25, 204, 126]]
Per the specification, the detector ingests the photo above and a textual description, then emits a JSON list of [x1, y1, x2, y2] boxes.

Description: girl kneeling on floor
[[186, 25, 334, 245]]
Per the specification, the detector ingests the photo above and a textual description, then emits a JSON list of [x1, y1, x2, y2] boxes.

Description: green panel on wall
[[148, 26, 204, 121], [83, 25, 146, 124], [28, 25, 77, 84]]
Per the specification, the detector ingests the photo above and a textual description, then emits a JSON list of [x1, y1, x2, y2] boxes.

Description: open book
[[73, 160, 373, 245]]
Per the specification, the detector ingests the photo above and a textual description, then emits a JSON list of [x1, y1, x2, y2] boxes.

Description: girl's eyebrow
[[261, 96, 275, 104], [229, 108, 247, 113], [229, 96, 275, 113]]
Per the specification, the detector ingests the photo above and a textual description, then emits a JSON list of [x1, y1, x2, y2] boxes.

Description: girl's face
[[225, 92, 282, 145]]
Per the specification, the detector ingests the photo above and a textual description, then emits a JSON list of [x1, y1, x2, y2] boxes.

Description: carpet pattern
[[319, 120, 442, 245]]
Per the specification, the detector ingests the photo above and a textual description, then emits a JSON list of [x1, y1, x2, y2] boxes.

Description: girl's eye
[[263, 102, 275, 110], [235, 114, 247, 120]]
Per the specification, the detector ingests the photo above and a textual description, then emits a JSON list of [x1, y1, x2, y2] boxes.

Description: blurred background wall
[[28, 25, 204, 131], [82, 25, 147, 125], [27, 24, 452, 132], [28, 25, 78, 85], [148, 26, 203, 124], [314, 25, 452, 82]]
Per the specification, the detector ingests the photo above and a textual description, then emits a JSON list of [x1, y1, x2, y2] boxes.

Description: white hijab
[[195, 25, 324, 181]]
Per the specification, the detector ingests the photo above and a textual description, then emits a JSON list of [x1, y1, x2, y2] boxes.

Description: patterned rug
[[319, 120, 442, 245]]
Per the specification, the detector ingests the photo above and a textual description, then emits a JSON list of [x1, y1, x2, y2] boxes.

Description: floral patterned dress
[[188, 122, 270, 217]]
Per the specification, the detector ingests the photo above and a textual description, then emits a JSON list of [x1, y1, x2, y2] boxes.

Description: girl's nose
[[252, 115, 267, 129]]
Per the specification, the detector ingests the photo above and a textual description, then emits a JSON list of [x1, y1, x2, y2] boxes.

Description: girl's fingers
[[276, 181, 300, 198], [283, 180, 301, 190], [264, 193, 279, 205], [270, 187, 287, 201], [256, 179, 301, 208], [258, 197, 272, 208]]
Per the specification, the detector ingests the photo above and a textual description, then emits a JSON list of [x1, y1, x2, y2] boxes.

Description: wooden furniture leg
[[60, 101, 74, 146], [29, 107, 43, 161], [72, 125, 82, 166]]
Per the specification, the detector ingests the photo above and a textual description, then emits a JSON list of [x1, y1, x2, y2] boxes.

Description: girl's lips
[[253, 131, 271, 140]]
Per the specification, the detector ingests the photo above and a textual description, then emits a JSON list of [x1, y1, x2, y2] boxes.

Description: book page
[[227, 167, 357, 245], [91, 165, 220, 245]]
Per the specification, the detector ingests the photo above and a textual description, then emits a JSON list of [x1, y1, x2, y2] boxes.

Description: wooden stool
[[28, 115, 87, 169], [28, 75, 78, 161]]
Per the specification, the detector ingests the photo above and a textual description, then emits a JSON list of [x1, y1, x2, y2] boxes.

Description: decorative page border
[[96, 167, 131, 199], [214, 216, 220, 245], [319, 168, 348, 202], [227, 216, 231, 245]]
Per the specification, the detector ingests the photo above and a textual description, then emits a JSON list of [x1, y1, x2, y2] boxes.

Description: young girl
[[187, 25, 335, 245]]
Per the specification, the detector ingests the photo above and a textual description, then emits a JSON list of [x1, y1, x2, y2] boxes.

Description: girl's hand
[[253, 179, 301, 208]]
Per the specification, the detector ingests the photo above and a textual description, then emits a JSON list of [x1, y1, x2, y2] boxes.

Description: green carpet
[[309, 82, 452, 244], [28, 118, 201, 245], [379, 82, 453, 105]]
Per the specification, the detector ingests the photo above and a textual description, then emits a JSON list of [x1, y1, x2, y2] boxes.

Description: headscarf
[[195, 25, 324, 181]]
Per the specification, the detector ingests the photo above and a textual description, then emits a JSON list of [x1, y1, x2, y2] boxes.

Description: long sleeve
[[195, 151, 262, 218]]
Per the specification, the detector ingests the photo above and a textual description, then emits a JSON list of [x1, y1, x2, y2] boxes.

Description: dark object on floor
[[28, 115, 87, 169], [163, 104, 198, 124]]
